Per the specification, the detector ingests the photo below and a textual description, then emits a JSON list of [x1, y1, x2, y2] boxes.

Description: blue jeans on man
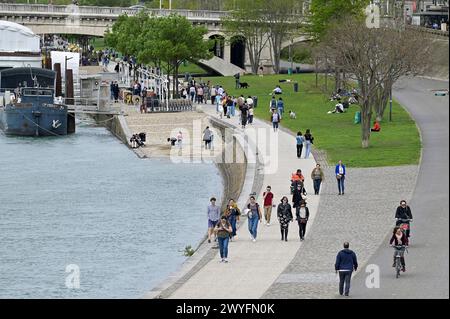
[[248, 215, 259, 239], [218, 236, 229, 259], [339, 271, 352, 296]]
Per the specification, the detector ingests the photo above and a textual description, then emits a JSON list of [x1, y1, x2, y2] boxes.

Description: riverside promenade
[[148, 104, 320, 299]]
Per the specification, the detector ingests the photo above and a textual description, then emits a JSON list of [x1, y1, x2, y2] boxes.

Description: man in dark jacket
[[335, 242, 358, 296], [395, 200, 413, 238]]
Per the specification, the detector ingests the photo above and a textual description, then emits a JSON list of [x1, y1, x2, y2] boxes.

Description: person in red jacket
[[371, 121, 381, 132], [390, 226, 409, 272]]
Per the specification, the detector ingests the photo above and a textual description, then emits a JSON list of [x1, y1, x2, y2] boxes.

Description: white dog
[[289, 110, 297, 119]]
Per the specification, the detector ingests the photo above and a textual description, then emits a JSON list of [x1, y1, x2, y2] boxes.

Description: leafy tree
[[105, 13, 211, 96]]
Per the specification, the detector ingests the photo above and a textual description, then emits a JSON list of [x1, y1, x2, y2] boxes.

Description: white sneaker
[[223, 258, 228, 263], [267, 223, 271, 226], [252, 238, 257, 242]]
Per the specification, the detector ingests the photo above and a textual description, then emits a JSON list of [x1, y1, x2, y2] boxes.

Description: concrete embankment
[[142, 111, 262, 299], [96, 106, 257, 298]]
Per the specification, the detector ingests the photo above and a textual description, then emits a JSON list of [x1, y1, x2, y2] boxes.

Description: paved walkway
[[166, 104, 320, 299], [351, 77, 449, 298]]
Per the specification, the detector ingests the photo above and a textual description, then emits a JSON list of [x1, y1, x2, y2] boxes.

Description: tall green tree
[[105, 13, 211, 96]]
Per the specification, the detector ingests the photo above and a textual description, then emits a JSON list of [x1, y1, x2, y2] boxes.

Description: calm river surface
[[0, 124, 222, 298]]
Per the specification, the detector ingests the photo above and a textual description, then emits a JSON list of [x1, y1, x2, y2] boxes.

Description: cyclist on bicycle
[[390, 226, 409, 272], [395, 200, 413, 238]]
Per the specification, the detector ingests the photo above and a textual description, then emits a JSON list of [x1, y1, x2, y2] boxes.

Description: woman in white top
[[295, 200, 310, 241]]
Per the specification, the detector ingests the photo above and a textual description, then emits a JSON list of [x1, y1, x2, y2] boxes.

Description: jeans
[[278, 108, 284, 117], [273, 122, 279, 130], [338, 271, 352, 296], [248, 216, 259, 239], [230, 105, 236, 116], [190, 93, 195, 102], [313, 179, 322, 195], [218, 236, 229, 259], [305, 141, 312, 158], [229, 214, 237, 237], [296, 144, 303, 158], [337, 176, 345, 194]]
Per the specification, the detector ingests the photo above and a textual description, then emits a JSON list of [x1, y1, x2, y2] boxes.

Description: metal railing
[[0, 3, 229, 21]]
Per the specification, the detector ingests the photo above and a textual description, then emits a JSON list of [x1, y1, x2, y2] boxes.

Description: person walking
[[240, 103, 249, 129], [395, 200, 413, 238], [296, 200, 309, 240], [311, 163, 325, 195], [214, 216, 233, 263], [223, 199, 240, 241], [296, 131, 304, 159], [248, 106, 254, 125], [292, 181, 307, 209], [207, 197, 220, 243], [304, 129, 314, 158], [277, 196, 293, 241], [335, 242, 358, 297], [277, 97, 284, 118], [247, 196, 262, 242], [177, 131, 183, 149], [271, 109, 281, 132], [203, 126, 213, 150], [262, 186, 274, 226], [335, 160, 346, 195]]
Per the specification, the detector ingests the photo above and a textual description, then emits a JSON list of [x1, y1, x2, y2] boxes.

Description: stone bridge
[[0, 3, 310, 75]]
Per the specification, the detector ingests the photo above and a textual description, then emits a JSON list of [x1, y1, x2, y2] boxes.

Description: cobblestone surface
[[262, 164, 419, 299]]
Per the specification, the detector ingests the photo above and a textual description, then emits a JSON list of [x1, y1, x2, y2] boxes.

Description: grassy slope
[[204, 74, 421, 168]]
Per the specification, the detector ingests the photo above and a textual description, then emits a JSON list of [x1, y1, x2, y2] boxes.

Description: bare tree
[[261, 0, 303, 74], [322, 17, 432, 148], [222, 0, 270, 74]]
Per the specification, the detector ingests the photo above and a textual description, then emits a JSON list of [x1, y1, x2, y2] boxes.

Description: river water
[[0, 124, 223, 298]]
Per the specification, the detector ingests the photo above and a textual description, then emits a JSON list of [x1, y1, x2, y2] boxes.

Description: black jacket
[[295, 206, 309, 221], [395, 206, 413, 220], [292, 188, 305, 208], [277, 203, 293, 221]]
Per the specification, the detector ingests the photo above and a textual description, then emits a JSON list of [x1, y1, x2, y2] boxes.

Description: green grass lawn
[[205, 74, 421, 168]]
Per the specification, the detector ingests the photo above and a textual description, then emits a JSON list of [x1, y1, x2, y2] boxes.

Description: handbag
[[300, 218, 307, 224]]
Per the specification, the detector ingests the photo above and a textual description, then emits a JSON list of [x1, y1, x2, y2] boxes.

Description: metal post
[[389, 84, 393, 121]]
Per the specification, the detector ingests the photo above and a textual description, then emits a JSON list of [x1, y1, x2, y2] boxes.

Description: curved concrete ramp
[[198, 56, 245, 76]]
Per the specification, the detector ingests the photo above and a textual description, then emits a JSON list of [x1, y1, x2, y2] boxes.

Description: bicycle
[[392, 245, 408, 278]]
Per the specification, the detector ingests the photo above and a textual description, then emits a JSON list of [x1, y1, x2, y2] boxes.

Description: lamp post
[[389, 84, 393, 121]]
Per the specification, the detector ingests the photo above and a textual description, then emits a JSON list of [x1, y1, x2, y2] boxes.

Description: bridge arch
[[230, 35, 246, 69], [208, 34, 225, 59], [280, 35, 312, 50]]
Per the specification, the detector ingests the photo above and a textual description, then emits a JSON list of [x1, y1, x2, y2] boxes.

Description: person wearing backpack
[[269, 95, 277, 112], [247, 196, 262, 242], [277, 97, 284, 118]]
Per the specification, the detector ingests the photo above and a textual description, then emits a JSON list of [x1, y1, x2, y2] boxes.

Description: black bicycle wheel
[[396, 259, 401, 278]]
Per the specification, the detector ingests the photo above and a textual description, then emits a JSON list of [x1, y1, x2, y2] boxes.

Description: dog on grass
[[289, 110, 297, 119], [240, 82, 249, 89]]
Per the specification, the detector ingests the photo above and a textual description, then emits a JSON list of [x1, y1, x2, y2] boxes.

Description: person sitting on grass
[[272, 85, 282, 95], [328, 102, 344, 114], [371, 121, 381, 132]]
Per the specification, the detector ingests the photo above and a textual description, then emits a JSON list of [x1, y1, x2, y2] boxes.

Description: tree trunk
[[334, 68, 340, 92], [315, 58, 318, 88], [361, 99, 372, 148]]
